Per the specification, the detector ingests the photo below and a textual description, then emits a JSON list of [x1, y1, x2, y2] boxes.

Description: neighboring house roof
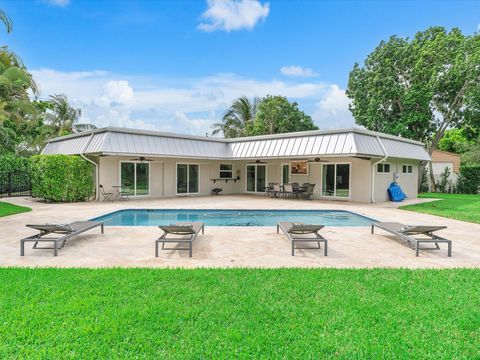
[[42, 127, 431, 161], [431, 150, 461, 173]]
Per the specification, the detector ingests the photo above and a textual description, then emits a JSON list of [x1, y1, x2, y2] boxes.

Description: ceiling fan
[[130, 156, 154, 162], [306, 157, 329, 163], [254, 159, 268, 164]]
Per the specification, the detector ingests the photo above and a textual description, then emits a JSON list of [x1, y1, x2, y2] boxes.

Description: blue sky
[[2, 0, 480, 134]]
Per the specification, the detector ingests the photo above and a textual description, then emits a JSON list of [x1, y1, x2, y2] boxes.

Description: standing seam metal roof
[[42, 127, 431, 161]]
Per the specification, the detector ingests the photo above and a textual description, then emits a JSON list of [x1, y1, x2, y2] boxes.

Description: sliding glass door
[[120, 162, 150, 196], [177, 164, 199, 194], [246, 164, 266, 193], [321, 163, 350, 198]]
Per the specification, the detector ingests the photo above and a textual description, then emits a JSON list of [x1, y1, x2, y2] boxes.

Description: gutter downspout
[[80, 134, 99, 201], [371, 136, 389, 203]]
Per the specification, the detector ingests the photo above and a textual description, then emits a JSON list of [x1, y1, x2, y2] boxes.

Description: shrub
[[435, 167, 451, 193], [0, 155, 31, 173], [0, 155, 31, 194], [31, 155, 94, 202], [457, 164, 480, 194]]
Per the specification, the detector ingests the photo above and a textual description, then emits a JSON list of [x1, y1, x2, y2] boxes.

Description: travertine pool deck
[[1, 195, 479, 268]]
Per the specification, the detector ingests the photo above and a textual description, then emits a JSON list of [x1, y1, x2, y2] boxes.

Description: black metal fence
[[0, 170, 31, 197]]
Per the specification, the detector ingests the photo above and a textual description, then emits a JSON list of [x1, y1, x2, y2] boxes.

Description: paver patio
[[1, 195, 479, 268]]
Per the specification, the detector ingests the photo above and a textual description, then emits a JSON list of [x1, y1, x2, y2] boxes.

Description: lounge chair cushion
[[289, 224, 324, 234], [159, 225, 195, 235]]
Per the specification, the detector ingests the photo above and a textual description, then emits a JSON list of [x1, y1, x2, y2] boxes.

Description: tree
[[250, 95, 318, 136], [44, 94, 82, 137], [461, 141, 480, 164], [347, 27, 480, 190], [212, 96, 259, 138], [438, 128, 477, 153], [0, 47, 38, 153]]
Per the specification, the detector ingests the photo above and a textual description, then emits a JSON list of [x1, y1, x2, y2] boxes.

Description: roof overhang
[[42, 127, 431, 161]]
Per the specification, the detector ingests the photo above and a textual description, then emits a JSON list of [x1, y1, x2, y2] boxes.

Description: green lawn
[[400, 193, 480, 224], [1, 268, 479, 358], [0, 201, 31, 217]]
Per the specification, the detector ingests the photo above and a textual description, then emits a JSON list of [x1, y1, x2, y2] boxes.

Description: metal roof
[[42, 127, 431, 161]]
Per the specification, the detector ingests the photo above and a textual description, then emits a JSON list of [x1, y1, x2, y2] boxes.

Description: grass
[[0, 268, 479, 358], [400, 193, 480, 224], [0, 201, 31, 217]]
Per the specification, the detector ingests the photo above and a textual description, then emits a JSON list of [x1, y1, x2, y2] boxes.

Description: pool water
[[92, 209, 374, 227]]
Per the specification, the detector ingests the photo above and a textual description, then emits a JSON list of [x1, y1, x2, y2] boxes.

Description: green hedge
[[31, 155, 94, 202], [0, 155, 31, 173], [457, 164, 480, 194]]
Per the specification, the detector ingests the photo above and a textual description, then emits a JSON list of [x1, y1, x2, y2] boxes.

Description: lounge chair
[[277, 222, 328, 256], [156, 222, 204, 258], [371, 222, 452, 257], [20, 221, 104, 256]]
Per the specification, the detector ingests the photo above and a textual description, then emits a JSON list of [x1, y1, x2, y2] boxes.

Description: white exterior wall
[[373, 158, 420, 202], [98, 155, 380, 202]]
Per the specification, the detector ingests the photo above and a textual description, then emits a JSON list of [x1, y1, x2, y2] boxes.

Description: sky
[[2, 0, 480, 135]]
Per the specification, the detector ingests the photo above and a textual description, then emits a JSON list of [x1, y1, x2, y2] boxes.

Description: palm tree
[[212, 96, 259, 138], [44, 94, 82, 136], [0, 9, 12, 33]]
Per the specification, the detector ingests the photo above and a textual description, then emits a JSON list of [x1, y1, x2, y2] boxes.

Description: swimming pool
[[92, 209, 374, 227]]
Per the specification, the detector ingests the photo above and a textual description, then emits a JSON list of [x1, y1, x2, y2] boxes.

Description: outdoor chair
[[302, 183, 315, 200], [291, 183, 300, 198], [271, 184, 281, 198], [371, 222, 452, 257], [20, 221, 104, 256], [100, 185, 114, 202], [283, 184, 294, 198], [277, 222, 328, 256], [156, 222, 204, 258], [265, 182, 275, 197]]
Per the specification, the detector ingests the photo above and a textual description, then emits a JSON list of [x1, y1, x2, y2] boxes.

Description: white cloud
[[312, 85, 355, 129], [42, 0, 71, 7], [280, 65, 318, 78], [31, 68, 352, 135], [198, 0, 269, 32]]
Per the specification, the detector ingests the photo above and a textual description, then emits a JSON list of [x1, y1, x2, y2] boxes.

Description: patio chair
[[283, 184, 294, 198], [301, 183, 316, 200], [265, 183, 275, 197], [371, 222, 452, 257], [277, 222, 328, 256], [271, 183, 281, 198], [20, 221, 104, 256], [100, 185, 114, 202], [156, 222, 204, 258]]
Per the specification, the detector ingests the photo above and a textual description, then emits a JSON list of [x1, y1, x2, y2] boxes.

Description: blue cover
[[388, 182, 407, 202]]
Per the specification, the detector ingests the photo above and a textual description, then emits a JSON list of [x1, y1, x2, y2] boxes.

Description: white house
[[42, 127, 431, 203]]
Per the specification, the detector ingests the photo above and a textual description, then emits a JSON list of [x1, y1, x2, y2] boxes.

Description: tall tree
[[347, 27, 480, 190], [44, 94, 82, 137], [212, 96, 259, 138], [250, 95, 318, 136]]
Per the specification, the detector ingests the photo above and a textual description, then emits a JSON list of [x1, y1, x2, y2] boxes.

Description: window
[[219, 164, 233, 179], [120, 162, 149, 196], [377, 163, 391, 173], [402, 165, 413, 174]]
